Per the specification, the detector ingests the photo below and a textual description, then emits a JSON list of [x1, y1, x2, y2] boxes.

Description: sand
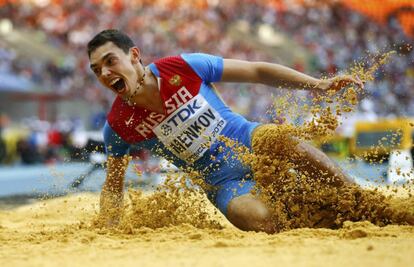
[[2, 50, 413, 266], [1, 192, 413, 267]]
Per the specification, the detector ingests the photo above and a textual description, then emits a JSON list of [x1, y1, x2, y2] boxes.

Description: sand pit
[[2, 51, 412, 266], [1, 192, 413, 267]]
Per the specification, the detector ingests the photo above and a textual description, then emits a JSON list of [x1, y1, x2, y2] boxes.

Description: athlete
[[87, 29, 364, 233]]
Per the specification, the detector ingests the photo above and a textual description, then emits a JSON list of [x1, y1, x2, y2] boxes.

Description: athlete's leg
[[252, 124, 354, 187], [292, 140, 355, 187], [227, 193, 276, 233], [209, 178, 277, 233]]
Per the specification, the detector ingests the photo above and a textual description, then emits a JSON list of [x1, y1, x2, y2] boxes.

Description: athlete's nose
[[101, 66, 112, 77]]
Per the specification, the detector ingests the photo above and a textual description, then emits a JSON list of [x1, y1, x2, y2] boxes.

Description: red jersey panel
[[107, 56, 202, 144]]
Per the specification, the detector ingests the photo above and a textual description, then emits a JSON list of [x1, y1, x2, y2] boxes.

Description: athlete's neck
[[128, 66, 164, 114]]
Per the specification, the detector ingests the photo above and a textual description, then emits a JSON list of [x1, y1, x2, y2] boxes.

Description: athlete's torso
[[104, 53, 259, 185]]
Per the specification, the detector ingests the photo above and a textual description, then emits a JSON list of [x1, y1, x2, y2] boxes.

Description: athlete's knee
[[227, 194, 275, 234]]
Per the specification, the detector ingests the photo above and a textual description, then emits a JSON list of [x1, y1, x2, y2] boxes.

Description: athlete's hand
[[97, 189, 124, 229], [316, 75, 364, 94], [94, 204, 123, 229]]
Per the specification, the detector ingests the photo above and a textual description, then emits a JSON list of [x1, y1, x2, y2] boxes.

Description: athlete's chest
[[132, 85, 200, 138], [108, 58, 227, 162]]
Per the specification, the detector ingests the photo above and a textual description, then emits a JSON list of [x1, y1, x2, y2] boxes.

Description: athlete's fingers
[[353, 75, 364, 89], [342, 75, 363, 89], [335, 75, 364, 91], [316, 74, 363, 93]]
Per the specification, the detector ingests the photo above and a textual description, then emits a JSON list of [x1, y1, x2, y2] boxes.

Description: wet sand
[[1, 192, 413, 267]]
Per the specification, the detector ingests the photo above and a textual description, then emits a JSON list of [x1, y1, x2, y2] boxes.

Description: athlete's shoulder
[[180, 53, 224, 83], [152, 55, 185, 66], [152, 53, 222, 68], [150, 55, 203, 82], [181, 53, 223, 61], [151, 53, 223, 83]]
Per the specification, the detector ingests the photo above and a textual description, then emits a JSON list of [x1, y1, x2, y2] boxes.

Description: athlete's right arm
[[98, 121, 131, 227], [221, 59, 363, 93]]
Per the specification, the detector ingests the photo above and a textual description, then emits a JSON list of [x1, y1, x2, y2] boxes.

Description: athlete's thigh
[[251, 123, 298, 155]]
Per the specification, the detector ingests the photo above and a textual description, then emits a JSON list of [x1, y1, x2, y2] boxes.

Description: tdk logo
[[135, 86, 193, 138], [167, 99, 201, 127]]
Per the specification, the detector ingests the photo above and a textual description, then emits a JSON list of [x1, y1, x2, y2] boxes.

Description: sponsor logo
[[130, 86, 227, 162], [160, 124, 172, 136], [135, 86, 193, 137], [125, 113, 134, 126], [153, 94, 227, 162], [166, 99, 202, 127]]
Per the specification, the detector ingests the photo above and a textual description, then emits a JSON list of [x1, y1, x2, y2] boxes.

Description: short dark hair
[[87, 29, 135, 58]]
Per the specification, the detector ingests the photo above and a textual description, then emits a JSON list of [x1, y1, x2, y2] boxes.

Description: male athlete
[[87, 29, 364, 233]]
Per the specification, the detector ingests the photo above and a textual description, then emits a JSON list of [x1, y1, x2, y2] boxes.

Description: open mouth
[[110, 78, 126, 93]]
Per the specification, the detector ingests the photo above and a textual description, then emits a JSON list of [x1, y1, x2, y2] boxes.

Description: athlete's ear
[[130, 47, 141, 64]]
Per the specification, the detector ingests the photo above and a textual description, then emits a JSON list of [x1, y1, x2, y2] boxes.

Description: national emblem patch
[[169, 74, 182, 86]]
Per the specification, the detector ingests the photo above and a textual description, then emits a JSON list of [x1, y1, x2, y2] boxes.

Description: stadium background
[[1, 0, 413, 189]]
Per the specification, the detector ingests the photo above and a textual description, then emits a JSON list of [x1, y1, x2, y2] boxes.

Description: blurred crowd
[[0, 114, 105, 165], [0, 0, 413, 164]]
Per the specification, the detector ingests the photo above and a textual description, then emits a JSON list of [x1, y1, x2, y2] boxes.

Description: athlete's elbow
[[254, 62, 275, 85]]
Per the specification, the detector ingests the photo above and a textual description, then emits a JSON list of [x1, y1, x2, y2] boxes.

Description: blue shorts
[[194, 123, 261, 217], [206, 177, 256, 216], [198, 142, 257, 216]]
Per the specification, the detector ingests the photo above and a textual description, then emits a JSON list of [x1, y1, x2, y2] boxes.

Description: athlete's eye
[[92, 67, 101, 76], [107, 57, 118, 66]]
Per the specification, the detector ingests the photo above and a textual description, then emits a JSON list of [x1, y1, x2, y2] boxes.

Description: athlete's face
[[89, 41, 141, 98]]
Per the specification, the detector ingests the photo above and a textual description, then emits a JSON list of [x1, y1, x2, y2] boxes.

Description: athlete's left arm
[[221, 59, 364, 92]]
